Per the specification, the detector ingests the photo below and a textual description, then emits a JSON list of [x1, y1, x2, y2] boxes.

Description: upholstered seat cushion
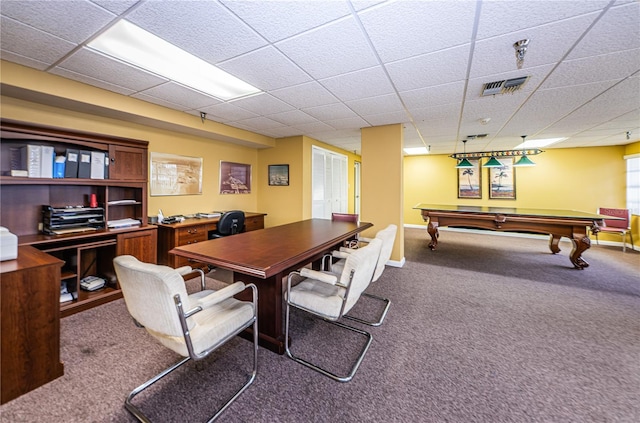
[[288, 279, 347, 319], [149, 296, 254, 357]]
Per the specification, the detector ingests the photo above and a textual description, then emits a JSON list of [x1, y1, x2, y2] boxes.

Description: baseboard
[[386, 257, 405, 268], [403, 224, 637, 252]]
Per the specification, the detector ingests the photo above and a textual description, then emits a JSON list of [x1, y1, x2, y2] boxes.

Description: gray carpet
[[1, 228, 639, 422]]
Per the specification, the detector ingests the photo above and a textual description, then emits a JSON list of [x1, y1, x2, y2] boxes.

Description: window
[[625, 154, 640, 215]]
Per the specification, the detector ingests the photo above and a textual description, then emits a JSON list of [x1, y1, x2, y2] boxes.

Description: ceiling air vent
[[481, 76, 529, 96]]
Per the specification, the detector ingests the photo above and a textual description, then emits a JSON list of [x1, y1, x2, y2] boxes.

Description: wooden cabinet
[[1, 246, 64, 404], [0, 121, 156, 316], [157, 213, 266, 268]]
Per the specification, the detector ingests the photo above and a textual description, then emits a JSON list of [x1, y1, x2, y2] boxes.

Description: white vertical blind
[[312, 146, 348, 219], [625, 154, 640, 215]]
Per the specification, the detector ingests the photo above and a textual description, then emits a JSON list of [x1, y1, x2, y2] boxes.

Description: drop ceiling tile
[[218, 46, 312, 91], [541, 49, 640, 90], [345, 93, 405, 117], [221, 0, 351, 43], [55, 47, 167, 91], [325, 116, 370, 130], [270, 81, 339, 109], [131, 92, 193, 112], [302, 102, 359, 121], [363, 110, 410, 127], [476, 0, 609, 40], [1, 0, 115, 43], [133, 82, 221, 111], [198, 102, 259, 123], [233, 116, 285, 131], [320, 66, 394, 102], [276, 16, 379, 79], [90, 0, 139, 15], [293, 121, 335, 134], [568, 2, 640, 60], [386, 45, 470, 92], [229, 93, 295, 115], [0, 50, 50, 71], [127, 0, 266, 63], [261, 126, 304, 138], [1, 17, 77, 67], [50, 66, 137, 96], [400, 81, 466, 109], [267, 110, 318, 126], [359, 0, 477, 63]]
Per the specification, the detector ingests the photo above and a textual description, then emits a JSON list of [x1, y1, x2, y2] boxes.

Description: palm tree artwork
[[457, 159, 481, 198]]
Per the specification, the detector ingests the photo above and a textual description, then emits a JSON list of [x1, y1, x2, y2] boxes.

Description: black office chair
[[209, 210, 245, 239]]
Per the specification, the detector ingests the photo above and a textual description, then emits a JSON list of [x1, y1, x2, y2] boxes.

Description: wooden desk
[[156, 212, 266, 267], [1, 246, 64, 404], [414, 204, 610, 269], [170, 219, 373, 354]]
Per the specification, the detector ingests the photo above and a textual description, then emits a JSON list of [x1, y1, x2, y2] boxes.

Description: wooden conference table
[[170, 218, 373, 354], [414, 204, 611, 270]]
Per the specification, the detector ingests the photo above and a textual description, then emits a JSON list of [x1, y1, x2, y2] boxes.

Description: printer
[[0, 226, 18, 261]]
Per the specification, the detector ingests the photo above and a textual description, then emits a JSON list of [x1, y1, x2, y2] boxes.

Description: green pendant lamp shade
[[483, 156, 502, 167], [513, 154, 535, 167], [513, 135, 536, 167], [455, 139, 474, 168], [456, 158, 474, 168]]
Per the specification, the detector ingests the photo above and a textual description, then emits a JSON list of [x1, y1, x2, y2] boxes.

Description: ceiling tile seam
[[478, 0, 617, 151], [453, 0, 483, 154], [540, 72, 640, 140], [348, 1, 428, 148], [43, 0, 146, 73], [219, 0, 353, 45]]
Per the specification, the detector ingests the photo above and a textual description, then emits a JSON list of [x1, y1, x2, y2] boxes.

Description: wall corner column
[[361, 124, 404, 263]]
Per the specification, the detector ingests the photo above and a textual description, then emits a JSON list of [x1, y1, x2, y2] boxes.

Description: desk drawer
[[177, 225, 207, 245], [245, 216, 264, 232]]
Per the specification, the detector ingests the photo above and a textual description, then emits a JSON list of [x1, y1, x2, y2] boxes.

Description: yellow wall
[[404, 146, 627, 225]]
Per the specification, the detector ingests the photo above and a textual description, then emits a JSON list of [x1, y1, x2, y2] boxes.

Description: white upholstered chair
[[113, 255, 258, 422], [327, 224, 397, 326], [284, 238, 382, 382]]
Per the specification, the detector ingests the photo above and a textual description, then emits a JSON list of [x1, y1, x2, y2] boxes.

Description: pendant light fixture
[[456, 140, 474, 168], [483, 154, 503, 168], [513, 135, 536, 167]]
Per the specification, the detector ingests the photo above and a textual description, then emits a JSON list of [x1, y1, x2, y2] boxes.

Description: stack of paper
[[107, 218, 141, 229]]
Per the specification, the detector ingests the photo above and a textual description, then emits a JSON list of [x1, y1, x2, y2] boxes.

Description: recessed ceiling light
[[514, 137, 566, 149], [404, 147, 430, 155], [88, 20, 261, 101]]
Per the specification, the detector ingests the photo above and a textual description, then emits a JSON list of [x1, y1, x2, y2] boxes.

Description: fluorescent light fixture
[[88, 20, 260, 100], [404, 147, 430, 155], [513, 137, 565, 149]]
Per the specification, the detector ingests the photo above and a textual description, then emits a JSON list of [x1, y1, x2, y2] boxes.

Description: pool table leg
[[427, 220, 439, 250], [570, 235, 591, 269]]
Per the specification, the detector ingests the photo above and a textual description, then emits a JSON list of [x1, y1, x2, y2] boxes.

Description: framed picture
[[489, 158, 516, 199], [268, 164, 289, 186], [220, 161, 251, 194], [150, 152, 202, 196], [458, 159, 482, 199]]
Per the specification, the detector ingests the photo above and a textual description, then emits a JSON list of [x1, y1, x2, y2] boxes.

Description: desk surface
[[170, 218, 373, 278], [413, 203, 612, 220]]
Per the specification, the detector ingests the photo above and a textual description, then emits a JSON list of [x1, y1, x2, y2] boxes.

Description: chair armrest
[[332, 250, 351, 259], [195, 281, 247, 308], [359, 237, 373, 243], [300, 267, 338, 285], [175, 265, 195, 275]]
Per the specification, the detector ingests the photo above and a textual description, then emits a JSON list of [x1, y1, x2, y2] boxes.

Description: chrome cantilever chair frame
[[284, 269, 373, 383], [324, 224, 397, 326], [125, 285, 258, 423], [114, 256, 258, 423]]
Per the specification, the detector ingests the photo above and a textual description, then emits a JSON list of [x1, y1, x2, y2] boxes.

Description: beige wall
[[361, 124, 404, 262]]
